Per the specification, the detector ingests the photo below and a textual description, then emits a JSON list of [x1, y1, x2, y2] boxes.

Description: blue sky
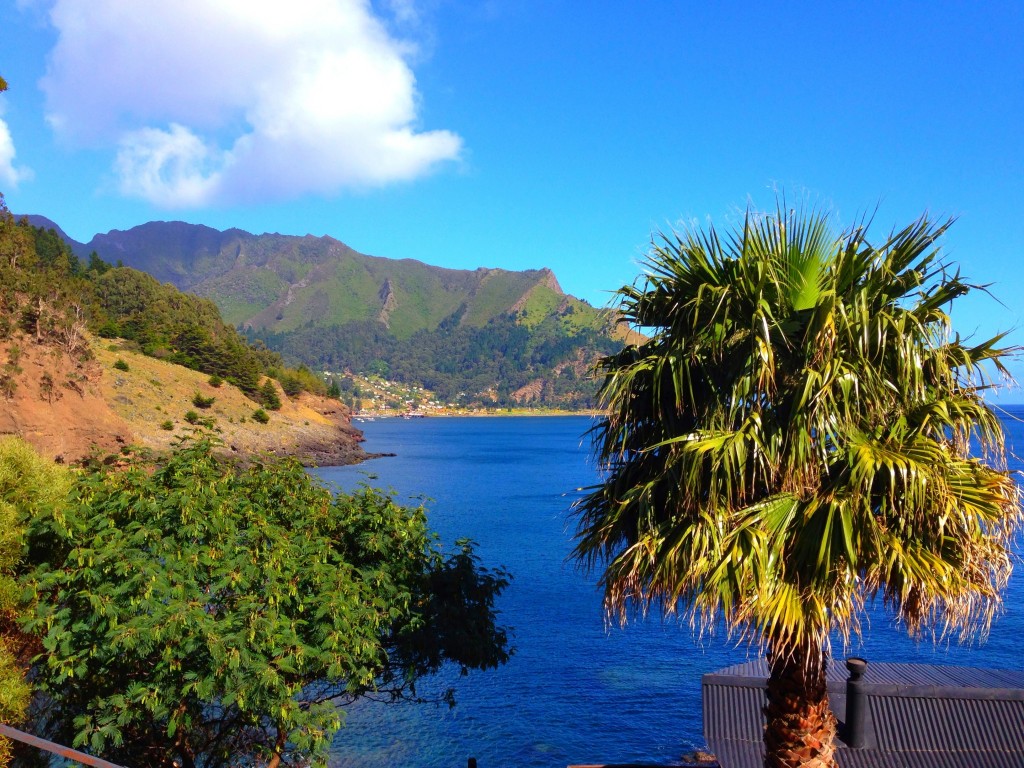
[[2, 1, 1023, 395]]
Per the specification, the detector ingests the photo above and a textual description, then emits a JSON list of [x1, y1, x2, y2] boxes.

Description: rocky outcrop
[[377, 278, 398, 328]]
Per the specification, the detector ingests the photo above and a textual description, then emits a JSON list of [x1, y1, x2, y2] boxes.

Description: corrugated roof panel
[[703, 660, 1024, 766], [839, 750, 1024, 767], [706, 738, 762, 768], [703, 684, 764, 742], [869, 663, 938, 686], [869, 694, 1024, 751], [943, 666, 1002, 688], [979, 667, 1024, 688]]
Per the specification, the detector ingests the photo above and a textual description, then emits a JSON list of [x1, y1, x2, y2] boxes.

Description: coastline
[[354, 409, 600, 419]]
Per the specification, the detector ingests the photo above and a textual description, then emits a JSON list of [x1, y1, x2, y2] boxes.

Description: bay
[[313, 411, 1024, 768]]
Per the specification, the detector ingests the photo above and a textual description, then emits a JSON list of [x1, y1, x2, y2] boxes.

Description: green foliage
[[23, 437, 510, 768], [0, 438, 72, 731], [95, 320, 121, 338], [279, 373, 302, 397], [273, 364, 326, 399], [159, 420, 174, 431], [93, 268, 273, 394], [191, 392, 215, 409], [251, 408, 270, 424], [87, 251, 111, 276], [208, 374, 224, 388], [184, 410, 201, 425], [257, 380, 282, 410], [112, 358, 129, 371], [38, 372, 55, 403]]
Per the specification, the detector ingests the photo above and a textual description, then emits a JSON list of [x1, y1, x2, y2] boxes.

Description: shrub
[[113, 359, 129, 372], [259, 380, 282, 410], [96, 320, 121, 338], [160, 420, 174, 431], [184, 410, 200, 425], [252, 409, 269, 424], [280, 374, 303, 398], [39, 373, 54, 403], [192, 392, 215, 409], [208, 374, 224, 388], [0, 437, 72, 728]]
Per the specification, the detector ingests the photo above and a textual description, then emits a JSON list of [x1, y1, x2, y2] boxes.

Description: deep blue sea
[[313, 410, 1024, 768]]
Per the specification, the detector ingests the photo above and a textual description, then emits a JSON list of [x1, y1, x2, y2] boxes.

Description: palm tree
[[572, 204, 1022, 768]]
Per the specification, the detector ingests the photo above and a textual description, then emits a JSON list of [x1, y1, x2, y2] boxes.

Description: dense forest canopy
[[250, 308, 621, 408]]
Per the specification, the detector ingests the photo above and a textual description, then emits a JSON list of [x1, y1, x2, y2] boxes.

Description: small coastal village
[[335, 373, 589, 418]]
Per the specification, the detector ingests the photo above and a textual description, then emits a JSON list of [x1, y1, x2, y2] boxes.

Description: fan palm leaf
[[573, 203, 1022, 768]]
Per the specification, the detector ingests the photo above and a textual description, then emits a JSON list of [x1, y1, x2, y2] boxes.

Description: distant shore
[[354, 409, 599, 419]]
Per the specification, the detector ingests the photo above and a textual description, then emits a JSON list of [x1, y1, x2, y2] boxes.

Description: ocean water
[[313, 410, 1024, 768]]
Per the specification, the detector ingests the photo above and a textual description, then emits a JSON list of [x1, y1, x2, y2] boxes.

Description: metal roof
[[703, 660, 1024, 768]]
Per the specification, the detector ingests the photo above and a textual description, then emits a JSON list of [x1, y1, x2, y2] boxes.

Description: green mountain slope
[[71, 221, 588, 338], [33, 218, 633, 408]]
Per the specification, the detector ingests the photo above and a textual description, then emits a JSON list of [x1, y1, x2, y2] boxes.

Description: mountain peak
[[538, 267, 563, 295]]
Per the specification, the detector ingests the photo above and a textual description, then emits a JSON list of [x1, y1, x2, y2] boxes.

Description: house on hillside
[[703, 658, 1024, 767]]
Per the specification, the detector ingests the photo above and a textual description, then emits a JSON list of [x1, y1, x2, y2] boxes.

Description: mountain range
[[29, 217, 631, 407]]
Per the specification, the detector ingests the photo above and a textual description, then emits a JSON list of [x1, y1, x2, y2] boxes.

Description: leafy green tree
[[24, 437, 510, 768], [0, 196, 33, 275], [87, 251, 111, 276], [573, 206, 1022, 768], [0, 437, 72, 766]]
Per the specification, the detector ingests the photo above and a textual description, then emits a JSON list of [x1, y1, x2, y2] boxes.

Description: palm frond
[[573, 203, 1021, 659]]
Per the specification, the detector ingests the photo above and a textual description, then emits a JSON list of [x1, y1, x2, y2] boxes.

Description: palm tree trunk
[[763, 637, 837, 768]]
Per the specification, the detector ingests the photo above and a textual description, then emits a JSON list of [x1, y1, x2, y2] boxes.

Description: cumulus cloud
[[41, 0, 461, 207], [0, 114, 32, 189]]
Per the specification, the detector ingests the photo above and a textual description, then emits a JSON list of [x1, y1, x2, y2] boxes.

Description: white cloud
[[0, 115, 33, 189], [41, 0, 460, 207], [115, 124, 221, 208]]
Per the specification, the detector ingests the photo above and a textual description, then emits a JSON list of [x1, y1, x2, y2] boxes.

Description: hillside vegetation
[[1, 196, 366, 465], [38, 218, 635, 408]]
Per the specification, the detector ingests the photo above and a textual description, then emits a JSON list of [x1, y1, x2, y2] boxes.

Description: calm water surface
[[313, 411, 1024, 768]]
